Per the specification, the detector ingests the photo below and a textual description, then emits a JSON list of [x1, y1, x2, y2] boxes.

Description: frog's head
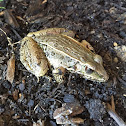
[[77, 54, 109, 82]]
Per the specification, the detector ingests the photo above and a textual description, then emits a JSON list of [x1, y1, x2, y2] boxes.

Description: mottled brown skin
[[20, 28, 109, 82]]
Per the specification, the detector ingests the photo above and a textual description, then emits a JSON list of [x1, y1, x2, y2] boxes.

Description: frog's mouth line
[[79, 65, 106, 82], [67, 63, 107, 82], [84, 71, 105, 82]]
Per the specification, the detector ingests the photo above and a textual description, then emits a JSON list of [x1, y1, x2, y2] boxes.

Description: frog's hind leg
[[81, 40, 95, 52], [52, 66, 66, 83], [20, 37, 49, 82]]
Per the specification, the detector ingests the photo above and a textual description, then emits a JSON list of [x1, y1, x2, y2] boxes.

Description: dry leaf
[[6, 54, 15, 83]]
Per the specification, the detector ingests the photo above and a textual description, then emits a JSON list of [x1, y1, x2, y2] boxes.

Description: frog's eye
[[85, 66, 94, 74], [90, 49, 95, 53]]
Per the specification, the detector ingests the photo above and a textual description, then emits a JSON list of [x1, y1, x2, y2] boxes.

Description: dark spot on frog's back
[[68, 58, 72, 62], [51, 51, 55, 56], [21, 41, 27, 47], [80, 57, 85, 62], [37, 61, 41, 66], [32, 34, 36, 38], [60, 56, 64, 60], [45, 52, 49, 57], [62, 46, 69, 52], [54, 43, 58, 47]]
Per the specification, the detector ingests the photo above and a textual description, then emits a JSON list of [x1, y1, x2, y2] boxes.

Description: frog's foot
[[81, 40, 95, 52], [52, 67, 66, 83]]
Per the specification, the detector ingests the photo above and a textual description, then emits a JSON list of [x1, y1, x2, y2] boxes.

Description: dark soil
[[0, 0, 126, 126]]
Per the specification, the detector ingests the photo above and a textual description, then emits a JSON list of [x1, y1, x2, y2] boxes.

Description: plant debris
[[6, 54, 15, 84], [53, 102, 84, 125], [114, 45, 126, 62]]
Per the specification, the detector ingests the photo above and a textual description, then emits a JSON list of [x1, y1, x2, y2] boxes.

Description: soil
[[0, 0, 126, 126]]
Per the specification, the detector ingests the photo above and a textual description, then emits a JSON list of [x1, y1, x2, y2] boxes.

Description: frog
[[19, 28, 109, 82]]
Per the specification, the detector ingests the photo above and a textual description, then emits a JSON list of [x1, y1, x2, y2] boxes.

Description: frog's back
[[32, 34, 96, 64]]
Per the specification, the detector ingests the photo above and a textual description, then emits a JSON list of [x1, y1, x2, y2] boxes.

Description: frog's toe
[[53, 74, 65, 83], [52, 67, 66, 83]]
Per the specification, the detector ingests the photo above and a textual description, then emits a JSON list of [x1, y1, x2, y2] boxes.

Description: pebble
[[114, 57, 118, 63], [63, 94, 75, 103], [28, 100, 34, 107], [2, 80, 11, 89], [19, 83, 25, 91]]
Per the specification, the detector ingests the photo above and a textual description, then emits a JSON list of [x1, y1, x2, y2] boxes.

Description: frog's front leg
[[52, 66, 66, 83], [81, 40, 95, 52]]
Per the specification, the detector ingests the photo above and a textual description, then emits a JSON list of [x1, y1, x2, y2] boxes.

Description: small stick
[[107, 95, 126, 126], [107, 109, 126, 126], [0, 28, 22, 48], [0, 28, 14, 50]]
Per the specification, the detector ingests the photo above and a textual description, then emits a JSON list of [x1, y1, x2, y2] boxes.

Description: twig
[[107, 110, 126, 126], [117, 76, 126, 86], [0, 28, 14, 51], [11, 28, 22, 40], [106, 96, 126, 126], [111, 95, 115, 113]]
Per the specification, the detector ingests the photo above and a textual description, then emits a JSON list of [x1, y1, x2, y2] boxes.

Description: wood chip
[[0, 11, 4, 16], [113, 42, 118, 47], [70, 117, 84, 124], [111, 95, 115, 113], [41, 0, 47, 4], [12, 89, 19, 101], [6, 54, 15, 84]]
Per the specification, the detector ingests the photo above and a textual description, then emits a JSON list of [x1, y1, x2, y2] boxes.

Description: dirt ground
[[0, 0, 126, 126]]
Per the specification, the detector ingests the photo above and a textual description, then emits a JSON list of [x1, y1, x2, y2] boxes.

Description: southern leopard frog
[[19, 28, 109, 82]]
